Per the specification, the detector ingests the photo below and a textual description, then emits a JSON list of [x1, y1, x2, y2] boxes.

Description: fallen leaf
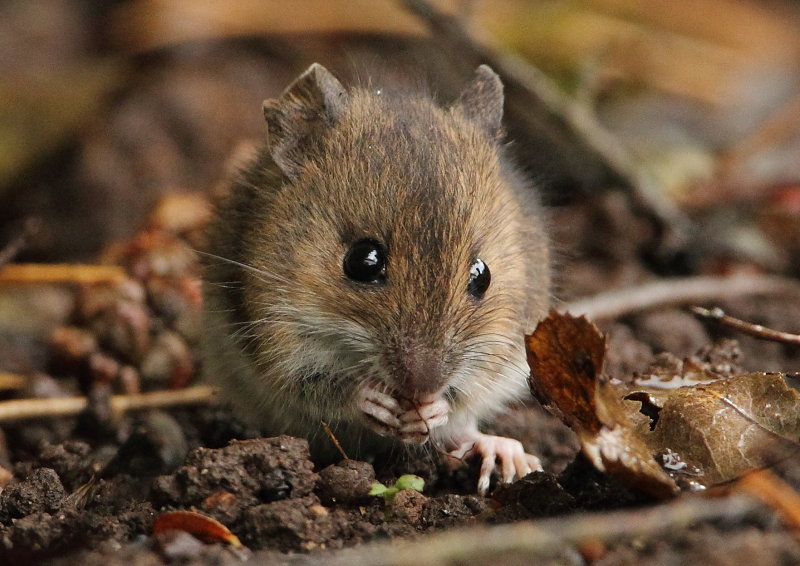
[[526, 311, 679, 499], [527, 311, 800, 494], [648, 372, 800, 485], [152, 510, 242, 546]]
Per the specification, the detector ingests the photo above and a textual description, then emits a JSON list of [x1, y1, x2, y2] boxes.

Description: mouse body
[[203, 64, 550, 494]]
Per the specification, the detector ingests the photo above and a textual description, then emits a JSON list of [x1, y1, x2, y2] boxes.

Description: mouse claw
[[356, 385, 402, 435], [399, 398, 449, 428], [448, 433, 543, 496], [398, 397, 450, 444]]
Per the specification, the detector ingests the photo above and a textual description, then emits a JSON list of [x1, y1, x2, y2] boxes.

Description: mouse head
[[248, 64, 544, 414], [262, 63, 503, 181]]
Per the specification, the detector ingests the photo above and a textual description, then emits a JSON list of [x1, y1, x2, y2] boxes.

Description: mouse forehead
[[316, 92, 500, 259]]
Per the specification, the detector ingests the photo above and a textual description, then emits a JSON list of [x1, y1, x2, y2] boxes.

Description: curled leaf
[[152, 510, 241, 547], [527, 311, 800, 494], [527, 311, 679, 498]]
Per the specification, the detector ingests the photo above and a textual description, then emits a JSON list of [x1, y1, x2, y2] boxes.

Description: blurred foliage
[[0, 61, 126, 194], [1, 0, 799, 259]]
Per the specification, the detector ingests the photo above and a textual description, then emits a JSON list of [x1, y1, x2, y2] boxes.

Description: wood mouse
[[202, 63, 550, 495]]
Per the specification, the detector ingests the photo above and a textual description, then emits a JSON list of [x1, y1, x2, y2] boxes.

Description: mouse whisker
[[198, 250, 295, 287], [467, 353, 530, 380]]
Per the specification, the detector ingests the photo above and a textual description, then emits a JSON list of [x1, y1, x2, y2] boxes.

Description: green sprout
[[369, 474, 425, 503]]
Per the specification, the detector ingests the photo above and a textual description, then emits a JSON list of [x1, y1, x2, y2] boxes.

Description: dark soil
[[2, 321, 799, 564]]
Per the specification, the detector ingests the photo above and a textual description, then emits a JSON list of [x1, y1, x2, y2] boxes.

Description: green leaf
[[395, 474, 425, 492], [369, 475, 425, 504], [369, 483, 388, 496]]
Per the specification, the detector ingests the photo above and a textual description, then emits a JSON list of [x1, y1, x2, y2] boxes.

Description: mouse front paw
[[397, 396, 449, 444], [356, 386, 449, 444], [448, 433, 543, 496], [356, 385, 403, 437]]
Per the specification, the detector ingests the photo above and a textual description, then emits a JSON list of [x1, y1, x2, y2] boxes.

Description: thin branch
[[561, 275, 800, 321], [285, 495, 763, 566], [400, 0, 690, 245], [0, 372, 28, 392], [321, 421, 350, 460], [0, 263, 126, 285], [0, 385, 216, 423], [691, 306, 800, 345]]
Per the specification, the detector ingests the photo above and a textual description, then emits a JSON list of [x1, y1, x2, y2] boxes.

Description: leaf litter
[[526, 311, 800, 495]]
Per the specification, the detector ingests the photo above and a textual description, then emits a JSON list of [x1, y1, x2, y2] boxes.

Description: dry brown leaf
[[647, 372, 800, 485], [526, 310, 606, 434], [152, 510, 241, 547], [527, 311, 679, 499], [527, 311, 800, 494]]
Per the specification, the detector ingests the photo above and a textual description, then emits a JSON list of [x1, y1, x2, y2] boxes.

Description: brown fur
[[203, 65, 550, 460]]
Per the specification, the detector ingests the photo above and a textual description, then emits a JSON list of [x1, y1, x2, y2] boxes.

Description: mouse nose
[[394, 346, 445, 396]]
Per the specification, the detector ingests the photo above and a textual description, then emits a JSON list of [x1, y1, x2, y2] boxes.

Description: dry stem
[[287, 495, 763, 566], [0, 372, 28, 392], [321, 421, 350, 460], [0, 263, 127, 285], [691, 306, 800, 344], [562, 274, 800, 321], [0, 385, 216, 423]]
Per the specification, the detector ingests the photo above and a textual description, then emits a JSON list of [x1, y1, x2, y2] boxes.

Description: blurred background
[[2, 0, 799, 271]]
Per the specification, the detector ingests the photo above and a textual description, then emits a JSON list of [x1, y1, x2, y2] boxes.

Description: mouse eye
[[343, 239, 386, 284], [467, 258, 490, 299]]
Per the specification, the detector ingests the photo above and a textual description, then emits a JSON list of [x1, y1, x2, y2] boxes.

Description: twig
[[0, 218, 39, 269], [0, 263, 126, 285], [736, 469, 800, 534], [321, 421, 350, 460], [691, 306, 800, 345], [561, 275, 800, 321], [496, 50, 688, 238], [286, 495, 763, 566], [0, 385, 216, 423], [0, 372, 28, 392]]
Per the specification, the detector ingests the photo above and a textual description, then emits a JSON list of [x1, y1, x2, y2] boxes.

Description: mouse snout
[[392, 346, 445, 397]]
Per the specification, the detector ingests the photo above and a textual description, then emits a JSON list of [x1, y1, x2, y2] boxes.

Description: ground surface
[[1, 1, 800, 564], [1, 189, 798, 564]]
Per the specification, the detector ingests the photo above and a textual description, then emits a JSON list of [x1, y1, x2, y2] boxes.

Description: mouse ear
[[453, 65, 504, 139], [262, 63, 349, 180]]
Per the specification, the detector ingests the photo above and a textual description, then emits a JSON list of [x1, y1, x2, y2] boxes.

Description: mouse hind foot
[[447, 432, 543, 496]]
